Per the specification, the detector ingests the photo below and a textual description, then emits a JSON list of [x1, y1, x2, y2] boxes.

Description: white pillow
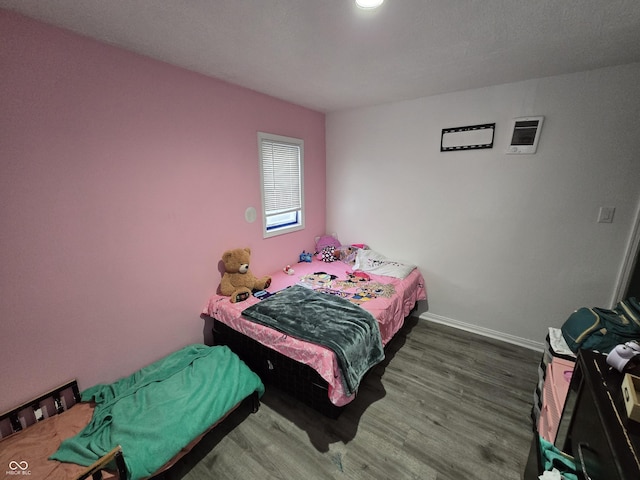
[[353, 249, 416, 279]]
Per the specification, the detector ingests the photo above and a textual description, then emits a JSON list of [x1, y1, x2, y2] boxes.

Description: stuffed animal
[[220, 247, 271, 303], [299, 251, 313, 263]]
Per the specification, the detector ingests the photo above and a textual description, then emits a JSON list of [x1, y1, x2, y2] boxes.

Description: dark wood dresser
[[525, 349, 640, 480]]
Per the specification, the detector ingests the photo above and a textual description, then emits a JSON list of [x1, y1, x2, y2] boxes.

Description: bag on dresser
[[561, 298, 640, 354]]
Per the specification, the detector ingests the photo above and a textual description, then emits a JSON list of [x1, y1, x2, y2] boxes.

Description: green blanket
[[51, 344, 264, 480], [242, 284, 384, 395]]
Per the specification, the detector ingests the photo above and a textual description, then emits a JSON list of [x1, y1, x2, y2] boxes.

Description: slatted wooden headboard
[[0, 380, 81, 439], [0, 380, 128, 479]]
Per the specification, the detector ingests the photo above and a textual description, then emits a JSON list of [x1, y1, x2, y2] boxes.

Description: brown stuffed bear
[[220, 247, 271, 303]]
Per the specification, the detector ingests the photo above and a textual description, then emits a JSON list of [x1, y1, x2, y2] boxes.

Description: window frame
[[258, 132, 305, 238]]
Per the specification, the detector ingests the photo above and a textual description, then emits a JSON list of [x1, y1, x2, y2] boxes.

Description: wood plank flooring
[[164, 318, 540, 480]]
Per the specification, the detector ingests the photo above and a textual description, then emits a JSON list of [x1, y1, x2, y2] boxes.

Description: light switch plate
[[598, 206, 616, 223]]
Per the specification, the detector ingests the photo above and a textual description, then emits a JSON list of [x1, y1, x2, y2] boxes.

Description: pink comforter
[[202, 258, 426, 406]]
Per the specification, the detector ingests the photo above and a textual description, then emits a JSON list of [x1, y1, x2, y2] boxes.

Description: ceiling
[[2, 0, 640, 113]]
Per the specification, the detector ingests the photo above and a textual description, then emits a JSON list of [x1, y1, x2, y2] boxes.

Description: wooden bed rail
[[0, 379, 81, 439], [76, 445, 128, 480]]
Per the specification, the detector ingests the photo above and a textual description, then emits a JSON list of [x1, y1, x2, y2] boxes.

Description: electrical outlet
[[598, 206, 616, 223]]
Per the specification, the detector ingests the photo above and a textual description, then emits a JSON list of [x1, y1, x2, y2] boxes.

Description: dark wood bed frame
[[213, 319, 345, 418], [0, 378, 261, 479], [0, 380, 128, 479], [0, 380, 81, 437]]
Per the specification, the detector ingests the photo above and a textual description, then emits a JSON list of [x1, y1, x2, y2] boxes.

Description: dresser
[[525, 349, 640, 480]]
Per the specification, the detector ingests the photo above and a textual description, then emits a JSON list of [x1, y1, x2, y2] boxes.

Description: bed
[[202, 248, 426, 418], [0, 345, 264, 480]]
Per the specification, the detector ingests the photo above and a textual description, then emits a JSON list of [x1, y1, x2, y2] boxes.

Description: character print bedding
[[203, 248, 426, 409]]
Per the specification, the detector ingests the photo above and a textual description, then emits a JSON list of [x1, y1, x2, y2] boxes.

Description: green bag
[[561, 298, 640, 354]]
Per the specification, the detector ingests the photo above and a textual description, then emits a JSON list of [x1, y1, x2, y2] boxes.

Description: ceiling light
[[356, 0, 384, 9]]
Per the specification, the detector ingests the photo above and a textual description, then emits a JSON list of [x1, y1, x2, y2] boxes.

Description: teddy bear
[[220, 247, 271, 303]]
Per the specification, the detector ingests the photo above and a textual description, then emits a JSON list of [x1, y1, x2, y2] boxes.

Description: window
[[258, 132, 304, 238]]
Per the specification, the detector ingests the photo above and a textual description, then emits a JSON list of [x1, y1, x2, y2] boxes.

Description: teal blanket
[[242, 284, 384, 395], [51, 345, 264, 480]]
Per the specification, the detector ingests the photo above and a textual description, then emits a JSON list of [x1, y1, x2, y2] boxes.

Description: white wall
[[326, 63, 640, 347]]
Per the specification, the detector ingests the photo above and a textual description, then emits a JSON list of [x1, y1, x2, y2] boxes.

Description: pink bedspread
[[202, 258, 426, 406]]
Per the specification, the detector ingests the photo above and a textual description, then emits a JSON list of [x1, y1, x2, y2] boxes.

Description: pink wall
[[0, 10, 326, 412]]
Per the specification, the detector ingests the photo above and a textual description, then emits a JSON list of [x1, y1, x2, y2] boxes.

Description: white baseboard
[[419, 312, 545, 352]]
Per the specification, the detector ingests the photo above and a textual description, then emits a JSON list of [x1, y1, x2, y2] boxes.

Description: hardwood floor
[[165, 318, 540, 480]]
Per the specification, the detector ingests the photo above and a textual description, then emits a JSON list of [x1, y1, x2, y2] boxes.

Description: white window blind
[[258, 132, 304, 237]]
